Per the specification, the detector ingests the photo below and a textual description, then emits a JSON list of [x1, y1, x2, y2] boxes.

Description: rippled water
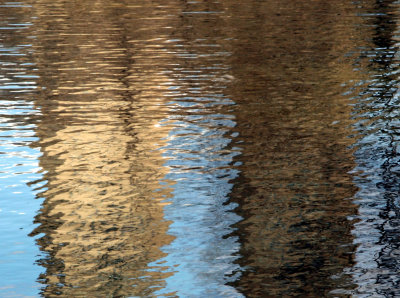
[[1, 0, 400, 297]]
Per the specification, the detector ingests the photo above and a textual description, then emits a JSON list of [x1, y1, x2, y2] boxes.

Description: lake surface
[[0, 0, 400, 297]]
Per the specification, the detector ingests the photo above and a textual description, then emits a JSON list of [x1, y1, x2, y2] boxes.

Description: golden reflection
[[29, 0, 177, 296]]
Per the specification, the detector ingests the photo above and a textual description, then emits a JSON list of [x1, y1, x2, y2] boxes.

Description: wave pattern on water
[[0, 1, 43, 297], [341, 1, 400, 296], [23, 0, 243, 296], [4, 0, 400, 297], [150, 39, 242, 297]]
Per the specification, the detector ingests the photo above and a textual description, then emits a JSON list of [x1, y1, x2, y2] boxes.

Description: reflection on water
[[28, 0, 241, 296], [345, 0, 400, 296], [224, 1, 364, 296], [1, 0, 400, 296], [29, 1, 175, 296]]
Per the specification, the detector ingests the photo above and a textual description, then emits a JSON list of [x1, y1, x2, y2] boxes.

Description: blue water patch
[[0, 102, 44, 297]]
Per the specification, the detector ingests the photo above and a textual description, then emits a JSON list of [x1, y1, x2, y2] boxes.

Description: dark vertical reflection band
[[348, 0, 400, 296], [223, 1, 363, 296]]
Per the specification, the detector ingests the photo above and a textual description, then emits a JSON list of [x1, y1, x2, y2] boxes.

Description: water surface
[[0, 0, 400, 297]]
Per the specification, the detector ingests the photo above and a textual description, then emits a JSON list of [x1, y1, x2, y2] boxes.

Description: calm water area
[[1, 0, 400, 297]]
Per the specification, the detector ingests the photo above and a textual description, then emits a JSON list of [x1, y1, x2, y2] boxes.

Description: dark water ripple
[[342, 1, 400, 296]]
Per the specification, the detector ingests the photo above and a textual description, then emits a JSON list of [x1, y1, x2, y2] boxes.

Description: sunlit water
[[1, 0, 400, 297]]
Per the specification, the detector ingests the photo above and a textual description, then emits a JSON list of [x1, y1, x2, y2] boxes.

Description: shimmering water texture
[[1, 0, 400, 297]]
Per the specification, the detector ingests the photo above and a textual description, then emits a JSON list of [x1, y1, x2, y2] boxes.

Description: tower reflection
[[29, 0, 174, 296], [222, 1, 365, 296]]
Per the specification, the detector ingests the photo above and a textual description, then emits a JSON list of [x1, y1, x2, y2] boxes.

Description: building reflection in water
[[15, 0, 400, 296], [28, 0, 241, 296], [29, 0, 175, 296], [222, 1, 369, 296]]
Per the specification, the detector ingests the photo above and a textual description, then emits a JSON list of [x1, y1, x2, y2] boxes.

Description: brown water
[[0, 0, 400, 297]]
